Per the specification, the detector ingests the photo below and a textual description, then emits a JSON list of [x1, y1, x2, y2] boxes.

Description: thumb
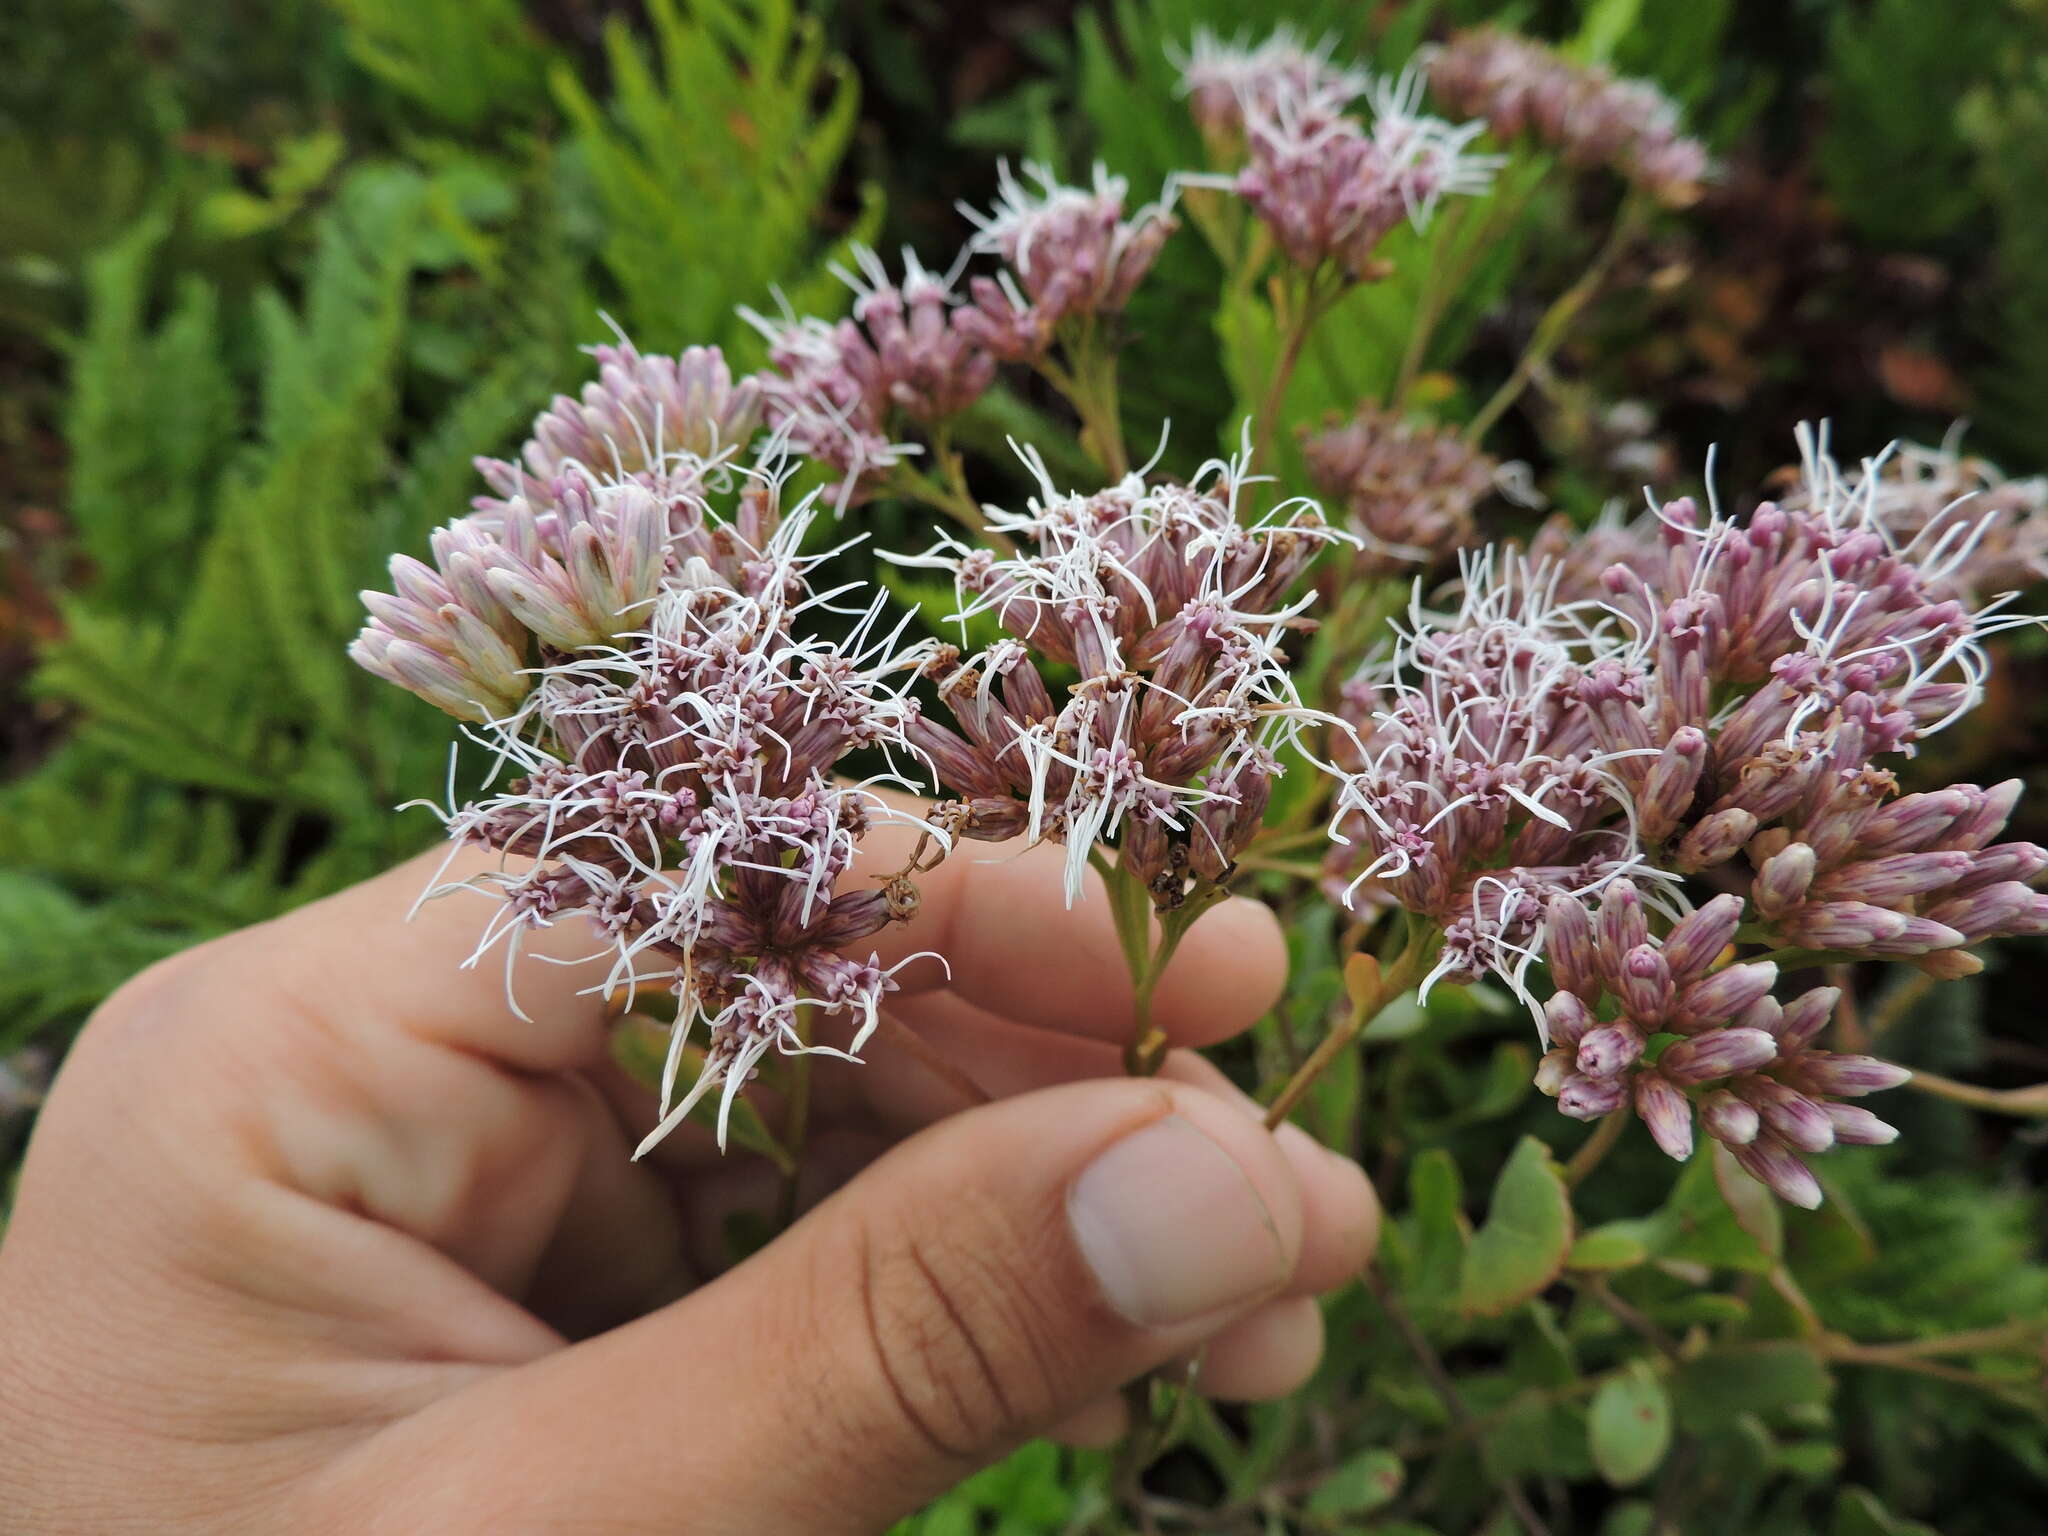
[[371, 1078, 1314, 1534]]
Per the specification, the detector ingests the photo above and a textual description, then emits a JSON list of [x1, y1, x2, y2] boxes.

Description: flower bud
[[1812, 850, 1974, 905], [1784, 1052, 1912, 1098], [1738, 1077, 1835, 1154], [1914, 947, 1985, 980], [1615, 945, 1673, 1026], [1772, 900, 1909, 952], [1543, 990, 1595, 1050], [1545, 893, 1601, 1003], [1699, 1089, 1760, 1146], [1660, 1026, 1779, 1085], [1674, 961, 1779, 1031], [1731, 1135, 1823, 1209], [1634, 1071, 1695, 1161], [1676, 808, 1757, 872], [1559, 1073, 1628, 1120], [1943, 778, 2022, 850], [1534, 1048, 1573, 1097], [1577, 1022, 1646, 1079], [1925, 881, 2048, 942], [1853, 788, 1972, 859], [1595, 881, 1649, 987], [1857, 915, 1967, 956], [1823, 1103, 1900, 1146], [1775, 986, 1839, 1052], [1752, 842, 1817, 918], [1638, 726, 1708, 844], [1661, 893, 1742, 982]]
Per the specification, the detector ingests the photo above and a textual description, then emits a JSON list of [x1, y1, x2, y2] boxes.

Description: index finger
[[852, 807, 1289, 1050]]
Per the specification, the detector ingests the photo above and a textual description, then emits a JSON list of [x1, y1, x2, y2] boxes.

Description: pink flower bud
[[1812, 850, 1974, 905], [1853, 788, 1972, 859], [1559, 1073, 1628, 1121], [1577, 1022, 1646, 1079], [1544, 990, 1595, 1049], [1943, 778, 2022, 851], [1738, 1077, 1835, 1154], [1857, 915, 1967, 956], [1784, 1052, 1912, 1098], [1752, 842, 1817, 918], [1545, 893, 1602, 1003], [1925, 881, 2048, 942], [1732, 1135, 1824, 1208], [1775, 986, 1840, 1052], [1660, 1026, 1779, 1086], [1634, 1071, 1695, 1161], [1699, 1089, 1760, 1146], [1615, 944, 1673, 1026], [1772, 900, 1910, 952], [1596, 880, 1649, 985], [1823, 1103, 1900, 1146], [1676, 808, 1757, 872], [1954, 841, 2048, 890], [1662, 893, 1742, 982], [1638, 725, 1708, 843], [1674, 961, 1779, 1031]]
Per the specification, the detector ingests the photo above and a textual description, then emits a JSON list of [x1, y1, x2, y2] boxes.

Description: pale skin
[[0, 810, 1378, 1534]]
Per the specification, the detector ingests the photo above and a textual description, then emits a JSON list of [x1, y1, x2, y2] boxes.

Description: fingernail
[[1068, 1113, 1287, 1327]]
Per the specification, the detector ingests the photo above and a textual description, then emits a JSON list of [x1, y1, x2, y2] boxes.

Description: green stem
[[1564, 1105, 1631, 1186], [1263, 916, 1436, 1128], [1391, 201, 1468, 407], [1254, 269, 1339, 475], [1464, 190, 1649, 447], [888, 459, 997, 543]]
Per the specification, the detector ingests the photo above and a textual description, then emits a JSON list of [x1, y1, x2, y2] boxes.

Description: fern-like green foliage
[[322, 0, 554, 131], [1817, 0, 2010, 249], [1964, 55, 2048, 467], [552, 0, 881, 357]]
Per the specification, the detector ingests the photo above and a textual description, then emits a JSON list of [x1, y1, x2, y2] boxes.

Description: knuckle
[[849, 1206, 1072, 1464]]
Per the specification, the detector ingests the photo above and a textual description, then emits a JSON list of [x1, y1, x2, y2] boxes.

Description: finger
[[856, 814, 1287, 1048], [1047, 1394, 1129, 1449], [352, 1077, 1319, 1534], [521, 1076, 692, 1337], [258, 843, 618, 1073], [1158, 1054, 1381, 1294], [1196, 1296, 1325, 1401]]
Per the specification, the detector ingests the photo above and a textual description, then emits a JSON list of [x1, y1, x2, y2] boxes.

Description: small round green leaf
[[1590, 1361, 1673, 1487], [1306, 1448, 1405, 1516], [1459, 1136, 1575, 1315]]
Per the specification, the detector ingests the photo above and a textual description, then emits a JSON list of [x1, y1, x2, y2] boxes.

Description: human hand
[[0, 816, 1377, 1534]]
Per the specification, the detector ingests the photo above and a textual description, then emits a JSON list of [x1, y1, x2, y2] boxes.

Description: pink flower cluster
[[743, 249, 994, 501], [356, 346, 934, 1150], [1426, 28, 1711, 207], [1330, 439, 2048, 1200], [953, 162, 1178, 361], [1537, 882, 1908, 1207], [897, 447, 1344, 907], [1302, 405, 1505, 575]]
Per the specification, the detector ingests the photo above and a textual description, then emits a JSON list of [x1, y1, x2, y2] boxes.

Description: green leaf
[[1650, 1148, 1779, 1273], [1460, 1136, 1574, 1316], [1589, 1361, 1673, 1487], [1404, 1149, 1469, 1304], [1832, 1486, 1940, 1536], [1672, 1344, 1833, 1433], [1305, 1448, 1404, 1516], [1569, 1223, 1653, 1273]]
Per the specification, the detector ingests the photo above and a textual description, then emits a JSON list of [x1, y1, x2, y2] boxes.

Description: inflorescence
[[353, 27, 2045, 1204]]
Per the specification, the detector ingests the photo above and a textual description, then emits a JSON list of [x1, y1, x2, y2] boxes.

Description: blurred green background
[[3, 2, 2046, 1531]]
